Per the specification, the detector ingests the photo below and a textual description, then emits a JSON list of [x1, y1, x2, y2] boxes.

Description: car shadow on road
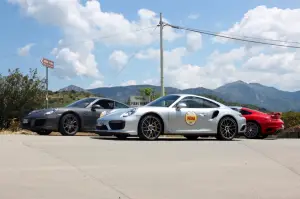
[[90, 136, 242, 142]]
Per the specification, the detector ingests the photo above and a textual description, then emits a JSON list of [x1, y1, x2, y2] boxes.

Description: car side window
[[115, 102, 129, 109], [94, 99, 114, 109], [178, 96, 219, 108]]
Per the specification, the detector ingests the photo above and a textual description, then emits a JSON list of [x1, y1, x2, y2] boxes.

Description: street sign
[[41, 58, 54, 69], [40, 57, 54, 109]]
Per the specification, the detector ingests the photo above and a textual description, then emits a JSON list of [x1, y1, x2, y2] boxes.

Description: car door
[[84, 99, 114, 130], [168, 96, 220, 134]]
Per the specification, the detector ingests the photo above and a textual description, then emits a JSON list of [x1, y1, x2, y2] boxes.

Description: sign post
[[40, 58, 54, 109]]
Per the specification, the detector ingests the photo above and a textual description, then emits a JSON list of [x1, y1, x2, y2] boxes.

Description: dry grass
[[0, 130, 98, 136]]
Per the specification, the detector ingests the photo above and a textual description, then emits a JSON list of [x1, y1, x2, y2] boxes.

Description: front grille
[[96, 125, 108, 131], [109, 120, 125, 130], [35, 119, 46, 126]]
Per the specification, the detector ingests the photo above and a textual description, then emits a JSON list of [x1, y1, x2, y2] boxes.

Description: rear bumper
[[262, 124, 285, 135], [20, 117, 59, 132]]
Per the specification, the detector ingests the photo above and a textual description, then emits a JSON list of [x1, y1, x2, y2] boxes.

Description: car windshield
[[146, 95, 180, 107], [66, 98, 97, 108]]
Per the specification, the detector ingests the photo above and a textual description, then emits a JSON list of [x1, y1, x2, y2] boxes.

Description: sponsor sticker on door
[[185, 111, 197, 125]]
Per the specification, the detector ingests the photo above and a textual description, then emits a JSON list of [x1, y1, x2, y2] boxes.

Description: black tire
[[244, 121, 260, 139], [184, 135, 199, 140], [59, 113, 80, 136], [200, 135, 209, 138], [36, 130, 52, 136], [217, 116, 238, 140], [115, 134, 128, 140], [138, 114, 163, 140]]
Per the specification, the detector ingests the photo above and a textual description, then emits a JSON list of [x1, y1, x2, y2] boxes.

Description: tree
[[139, 87, 154, 102], [0, 68, 46, 129]]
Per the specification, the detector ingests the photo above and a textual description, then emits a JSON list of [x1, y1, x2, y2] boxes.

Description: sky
[[1, 0, 300, 92]]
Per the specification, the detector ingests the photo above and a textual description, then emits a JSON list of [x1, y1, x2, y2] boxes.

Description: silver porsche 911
[[95, 94, 246, 140]]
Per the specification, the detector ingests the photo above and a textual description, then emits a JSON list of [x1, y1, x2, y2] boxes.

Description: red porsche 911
[[230, 106, 284, 139]]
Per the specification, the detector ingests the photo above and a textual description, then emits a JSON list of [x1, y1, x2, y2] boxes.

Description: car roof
[[167, 94, 226, 106], [229, 106, 242, 110], [83, 97, 126, 104]]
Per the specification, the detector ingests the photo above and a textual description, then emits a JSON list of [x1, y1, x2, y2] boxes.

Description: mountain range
[[58, 81, 300, 112]]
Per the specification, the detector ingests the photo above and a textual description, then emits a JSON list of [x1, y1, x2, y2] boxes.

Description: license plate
[[23, 119, 29, 124]]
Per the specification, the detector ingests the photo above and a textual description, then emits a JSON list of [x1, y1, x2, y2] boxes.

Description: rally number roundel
[[185, 111, 198, 125]]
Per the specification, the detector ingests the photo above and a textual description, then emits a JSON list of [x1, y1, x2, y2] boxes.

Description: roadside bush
[[281, 112, 300, 129], [0, 68, 46, 129]]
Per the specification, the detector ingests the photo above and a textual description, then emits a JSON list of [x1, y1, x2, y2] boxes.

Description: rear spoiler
[[267, 112, 282, 119]]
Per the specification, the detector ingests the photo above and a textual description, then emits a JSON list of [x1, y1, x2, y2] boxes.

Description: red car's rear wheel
[[245, 121, 260, 139]]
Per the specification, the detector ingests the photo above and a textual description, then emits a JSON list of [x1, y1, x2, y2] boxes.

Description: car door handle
[[198, 113, 206, 117]]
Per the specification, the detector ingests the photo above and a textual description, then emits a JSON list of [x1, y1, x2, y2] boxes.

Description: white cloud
[[135, 45, 300, 91], [186, 32, 202, 52], [242, 52, 300, 74], [143, 78, 159, 85], [214, 5, 300, 47], [109, 50, 129, 70], [136, 47, 187, 70], [9, 0, 182, 79], [89, 80, 104, 89], [188, 13, 199, 20], [121, 80, 137, 86], [17, 43, 35, 56]]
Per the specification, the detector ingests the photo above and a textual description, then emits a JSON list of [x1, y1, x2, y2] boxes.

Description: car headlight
[[45, 109, 57, 115], [121, 108, 137, 117], [28, 110, 37, 115], [99, 111, 107, 118]]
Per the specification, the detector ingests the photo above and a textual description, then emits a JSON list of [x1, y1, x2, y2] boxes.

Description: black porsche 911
[[21, 97, 130, 136]]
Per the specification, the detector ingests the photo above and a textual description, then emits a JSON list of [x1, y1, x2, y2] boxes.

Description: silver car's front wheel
[[217, 116, 238, 140], [138, 114, 163, 140]]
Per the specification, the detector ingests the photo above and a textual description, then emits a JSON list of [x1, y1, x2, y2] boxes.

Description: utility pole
[[159, 13, 165, 97]]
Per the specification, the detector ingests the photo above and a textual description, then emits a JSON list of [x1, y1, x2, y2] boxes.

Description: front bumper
[[95, 115, 141, 136], [20, 116, 59, 132]]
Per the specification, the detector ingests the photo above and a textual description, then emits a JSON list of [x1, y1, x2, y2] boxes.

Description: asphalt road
[[1, 135, 300, 199]]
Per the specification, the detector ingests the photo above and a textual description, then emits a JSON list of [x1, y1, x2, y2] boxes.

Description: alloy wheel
[[62, 115, 79, 135], [141, 115, 162, 140], [219, 117, 237, 140], [245, 122, 259, 139]]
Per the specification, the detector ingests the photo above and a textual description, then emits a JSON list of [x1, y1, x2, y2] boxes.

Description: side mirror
[[176, 102, 187, 111], [91, 104, 102, 110]]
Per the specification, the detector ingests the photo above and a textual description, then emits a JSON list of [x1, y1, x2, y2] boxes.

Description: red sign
[[41, 58, 54, 68]]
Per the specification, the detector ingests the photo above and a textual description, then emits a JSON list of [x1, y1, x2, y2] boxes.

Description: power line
[[0, 26, 157, 62], [175, 26, 300, 46], [166, 23, 300, 49]]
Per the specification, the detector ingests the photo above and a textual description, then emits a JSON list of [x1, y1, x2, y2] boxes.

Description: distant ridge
[[58, 81, 300, 112], [58, 85, 88, 92]]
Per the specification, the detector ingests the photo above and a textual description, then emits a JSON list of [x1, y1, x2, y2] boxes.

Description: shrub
[[281, 112, 300, 129], [0, 68, 45, 129]]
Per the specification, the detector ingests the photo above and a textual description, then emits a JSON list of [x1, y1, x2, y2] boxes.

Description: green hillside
[[47, 90, 96, 108]]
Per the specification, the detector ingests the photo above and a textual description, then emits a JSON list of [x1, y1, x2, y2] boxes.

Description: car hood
[[26, 108, 57, 117], [26, 107, 87, 117], [101, 106, 168, 118], [102, 108, 133, 117]]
